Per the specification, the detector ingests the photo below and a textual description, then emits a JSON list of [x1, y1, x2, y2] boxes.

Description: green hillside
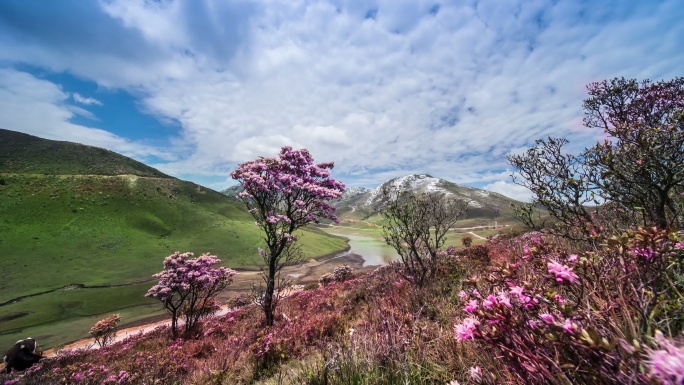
[[0, 129, 347, 348]]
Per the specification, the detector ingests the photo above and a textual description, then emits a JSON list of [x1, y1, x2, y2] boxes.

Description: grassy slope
[[0, 129, 348, 348]]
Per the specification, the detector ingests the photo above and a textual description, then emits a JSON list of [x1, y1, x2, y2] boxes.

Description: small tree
[[509, 77, 684, 233], [90, 313, 121, 348], [381, 188, 467, 288], [507, 137, 600, 238], [146, 252, 236, 337], [231, 146, 345, 325], [583, 77, 684, 229], [461, 235, 473, 248]]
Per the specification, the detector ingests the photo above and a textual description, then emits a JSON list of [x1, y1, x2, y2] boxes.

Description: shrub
[[381, 189, 467, 287], [452, 227, 684, 384], [89, 314, 122, 348], [146, 252, 236, 338]]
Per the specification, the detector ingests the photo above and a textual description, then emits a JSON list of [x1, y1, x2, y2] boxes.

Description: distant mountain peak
[[332, 173, 523, 224], [364, 174, 449, 207]]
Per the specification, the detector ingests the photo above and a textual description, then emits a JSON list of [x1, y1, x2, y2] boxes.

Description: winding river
[[328, 232, 400, 266]]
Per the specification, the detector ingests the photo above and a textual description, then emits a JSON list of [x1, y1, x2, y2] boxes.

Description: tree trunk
[[264, 267, 276, 326], [171, 309, 178, 338]]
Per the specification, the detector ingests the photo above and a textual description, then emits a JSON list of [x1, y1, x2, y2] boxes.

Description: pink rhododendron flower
[[634, 247, 655, 260], [540, 313, 555, 323], [458, 290, 468, 300], [482, 294, 497, 309], [547, 260, 579, 283], [464, 299, 479, 313], [470, 366, 482, 382], [554, 294, 567, 305], [567, 253, 579, 264], [648, 331, 684, 384], [497, 291, 512, 308], [562, 319, 578, 334], [454, 317, 480, 341], [523, 244, 531, 259], [508, 284, 524, 297]]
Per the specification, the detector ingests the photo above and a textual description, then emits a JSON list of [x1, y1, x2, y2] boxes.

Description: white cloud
[[482, 180, 534, 203], [72, 93, 103, 106], [0, 68, 170, 161], [0, 0, 682, 191]]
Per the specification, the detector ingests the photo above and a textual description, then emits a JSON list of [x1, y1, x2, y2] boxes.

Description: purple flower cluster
[[146, 252, 236, 336], [146, 252, 235, 303], [648, 331, 684, 384], [231, 146, 345, 230]]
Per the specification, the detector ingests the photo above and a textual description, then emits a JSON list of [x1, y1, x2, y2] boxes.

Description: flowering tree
[[90, 314, 122, 348], [231, 146, 345, 325], [509, 77, 684, 234], [146, 252, 236, 337]]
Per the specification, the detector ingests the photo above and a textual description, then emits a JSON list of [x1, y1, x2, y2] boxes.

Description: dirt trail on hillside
[[32, 250, 374, 359]]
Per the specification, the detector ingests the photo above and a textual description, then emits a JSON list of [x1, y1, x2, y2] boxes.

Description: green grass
[[0, 174, 347, 348], [0, 283, 162, 350]]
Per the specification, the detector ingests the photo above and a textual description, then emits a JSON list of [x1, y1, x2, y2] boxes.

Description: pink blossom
[[523, 244, 531, 259], [540, 313, 555, 324], [470, 366, 482, 382], [497, 292, 512, 308], [454, 317, 480, 341], [547, 260, 579, 283], [562, 319, 578, 334], [648, 331, 684, 384], [508, 284, 525, 297], [634, 247, 655, 260], [554, 295, 567, 305], [458, 290, 468, 300], [482, 294, 497, 309], [463, 299, 479, 313], [567, 254, 579, 264]]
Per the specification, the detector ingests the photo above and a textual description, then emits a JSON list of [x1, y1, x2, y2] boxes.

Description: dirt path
[[467, 231, 487, 240], [35, 250, 372, 358]]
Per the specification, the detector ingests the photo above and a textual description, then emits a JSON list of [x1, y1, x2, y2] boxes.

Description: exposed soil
[[33, 250, 378, 359]]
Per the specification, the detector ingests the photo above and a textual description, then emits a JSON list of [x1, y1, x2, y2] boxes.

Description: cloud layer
[[0, 0, 682, 199]]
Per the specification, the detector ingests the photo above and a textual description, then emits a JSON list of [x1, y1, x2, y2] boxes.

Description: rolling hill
[[0, 128, 347, 348]]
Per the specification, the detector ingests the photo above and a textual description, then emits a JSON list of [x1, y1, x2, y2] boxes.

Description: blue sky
[[0, 0, 682, 201]]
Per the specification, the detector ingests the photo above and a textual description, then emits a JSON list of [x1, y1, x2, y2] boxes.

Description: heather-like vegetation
[[2, 226, 683, 384]]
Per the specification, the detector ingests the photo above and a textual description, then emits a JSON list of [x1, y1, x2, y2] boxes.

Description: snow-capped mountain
[[334, 174, 523, 224]]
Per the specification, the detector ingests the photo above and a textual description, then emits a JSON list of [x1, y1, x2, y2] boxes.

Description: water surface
[[329, 232, 400, 266]]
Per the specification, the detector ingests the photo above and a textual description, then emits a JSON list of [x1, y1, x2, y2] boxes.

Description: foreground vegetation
[[3, 224, 681, 384]]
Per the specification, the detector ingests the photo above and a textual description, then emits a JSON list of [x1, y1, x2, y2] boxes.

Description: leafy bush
[[452, 227, 684, 384], [89, 314, 121, 348], [146, 252, 235, 337]]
